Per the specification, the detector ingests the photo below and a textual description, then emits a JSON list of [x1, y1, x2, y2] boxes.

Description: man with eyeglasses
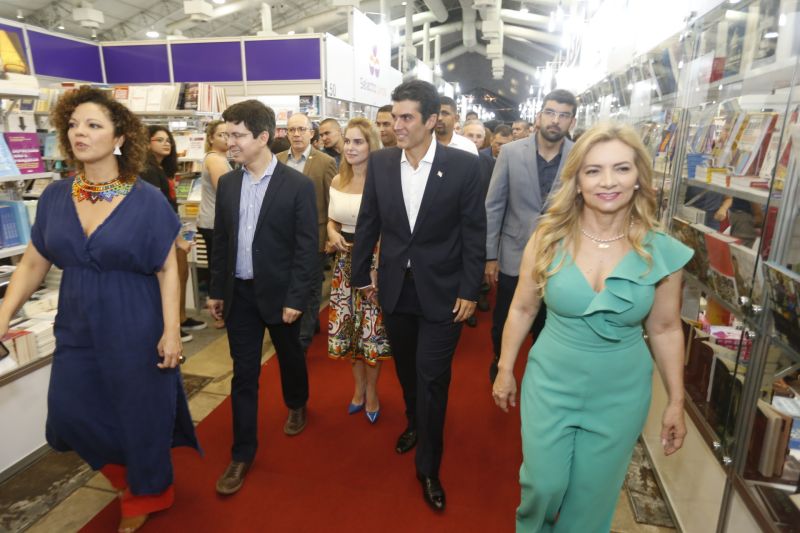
[[208, 100, 317, 495], [484, 89, 576, 384], [276, 113, 337, 355]]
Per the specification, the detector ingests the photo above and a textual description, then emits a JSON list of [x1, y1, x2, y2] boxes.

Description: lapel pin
[[437, 170, 443, 178]]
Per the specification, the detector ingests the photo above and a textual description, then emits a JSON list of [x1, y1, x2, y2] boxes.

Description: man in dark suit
[[276, 113, 337, 355], [208, 100, 318, 496], [352, 80, 486, 512]]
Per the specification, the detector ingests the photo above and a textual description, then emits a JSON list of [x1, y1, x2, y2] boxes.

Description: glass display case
[[574, 1, 800, 530]]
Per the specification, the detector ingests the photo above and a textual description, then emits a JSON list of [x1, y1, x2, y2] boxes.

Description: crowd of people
[[1, 80, 692, 533]]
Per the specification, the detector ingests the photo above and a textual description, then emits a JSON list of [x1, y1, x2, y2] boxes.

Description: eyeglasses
[[150, 137, 171, 144], [287, 127, 309, 134], [541, 109, 573, 121]]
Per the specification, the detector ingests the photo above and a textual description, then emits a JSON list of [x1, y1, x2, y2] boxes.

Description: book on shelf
[[704, 232, 742, 307], [0, 201, 31, 248], [1, 329, 36, 365], [0, 135, 21, 178], [715, 111, 747, 168], [684, 335, 715, 404], [764, 262, 800, 353], [42, 131, 62, 160], [672, 218, 716, 286], [180, 83, 199, 111], [729, 112, 779, 177], [706, 350, 745, 441], [774, 105, 799, 190], [754, 484, 800, 529], [729, 242, 764, 304], [186, 179, 202, 203], [15, 318, 55, 358], [2, 132, 44, 174], [175, 178, 196, 201]]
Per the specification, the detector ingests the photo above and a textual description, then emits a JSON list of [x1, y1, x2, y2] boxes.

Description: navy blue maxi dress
[[30, 178, 200, 495]]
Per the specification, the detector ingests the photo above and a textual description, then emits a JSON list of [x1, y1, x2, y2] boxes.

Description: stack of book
[[15, 318, 55, 358], [0, 200, 32, 248], [20, 289, 58, 318]]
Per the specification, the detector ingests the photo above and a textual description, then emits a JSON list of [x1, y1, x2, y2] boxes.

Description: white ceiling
[[0, 0, 562, 105]]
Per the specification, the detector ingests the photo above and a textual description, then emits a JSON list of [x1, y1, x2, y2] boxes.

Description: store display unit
[[575, 1, 800, 531]]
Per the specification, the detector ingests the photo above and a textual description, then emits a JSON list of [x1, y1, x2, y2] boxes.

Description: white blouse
[[328, 187, 363, 234]]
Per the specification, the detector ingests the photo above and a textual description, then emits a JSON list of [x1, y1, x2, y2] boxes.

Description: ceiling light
[[287, 30, 295, 35], [764, 31, 779, 39], [146, 29, 159, 38], [212, 0, 226, 3], [779, 14, 786, 26], [16, 9, 24, 19], [57, 21, 65, 30]]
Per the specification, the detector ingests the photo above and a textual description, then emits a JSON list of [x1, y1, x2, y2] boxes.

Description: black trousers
[[382, 273, 463, 478], [491, 272, 547, 360], [227, 279, 309, 463]]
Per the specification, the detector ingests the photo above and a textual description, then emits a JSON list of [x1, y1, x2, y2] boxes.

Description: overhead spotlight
[[91, 29, 98, 39], [146, 29, 159, 38], [764, 31, 779, 39], [212, 0, 226, 3], [16, 9, 24, 19], [57, 21, 65, 30], [287, 30, 295, 35]]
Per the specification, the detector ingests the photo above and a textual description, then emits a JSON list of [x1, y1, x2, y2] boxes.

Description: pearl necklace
[[580, 226, 626, 249]]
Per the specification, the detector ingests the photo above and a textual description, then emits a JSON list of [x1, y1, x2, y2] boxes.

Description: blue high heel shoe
[[348, 402, 365, 415], [365, 407, 380, 424]]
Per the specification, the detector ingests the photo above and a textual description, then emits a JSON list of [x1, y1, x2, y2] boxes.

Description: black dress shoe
[[416, 473, 446, 511], [395, 429, 417, 454]]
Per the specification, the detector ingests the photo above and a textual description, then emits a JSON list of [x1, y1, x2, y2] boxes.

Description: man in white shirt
[[352, 80, 485, 513], [435, 96, 479, 156]]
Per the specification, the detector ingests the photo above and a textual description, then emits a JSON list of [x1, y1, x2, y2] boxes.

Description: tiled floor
[[2, 285, 675, 532]]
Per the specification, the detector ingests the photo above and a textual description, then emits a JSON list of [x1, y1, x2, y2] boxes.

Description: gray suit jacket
[[485, 135, 574, 276]]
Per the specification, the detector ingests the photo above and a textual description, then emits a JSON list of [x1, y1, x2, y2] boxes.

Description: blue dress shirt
[[235, 156, 278, 279]]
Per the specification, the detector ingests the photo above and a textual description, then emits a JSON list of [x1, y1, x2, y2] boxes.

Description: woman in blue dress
[[492, 122, 692, 532], [0, 86, 199, 533]]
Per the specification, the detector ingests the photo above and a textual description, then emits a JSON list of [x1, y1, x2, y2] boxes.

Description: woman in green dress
[[492, 122, 692, 532]]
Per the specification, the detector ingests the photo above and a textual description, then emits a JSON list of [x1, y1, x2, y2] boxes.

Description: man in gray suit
[[484, 89, 576, 382]]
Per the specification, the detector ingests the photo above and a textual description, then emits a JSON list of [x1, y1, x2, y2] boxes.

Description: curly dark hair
[[50, 86, 148, 182], [147, 125, 178, 177]]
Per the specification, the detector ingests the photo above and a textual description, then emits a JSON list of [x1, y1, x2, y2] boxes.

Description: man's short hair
[[439, 96, 457, 112], [513, 120, 531, 127], [391, 80, 440, 124], [464, 119, 485, 129], [541, 89, 577, 115], [494, 124, 512, 137], [378, 104, 393, 114], [222, 99, 276, 142], [465, 111, 478, 119], [320, 117, 341, 130]]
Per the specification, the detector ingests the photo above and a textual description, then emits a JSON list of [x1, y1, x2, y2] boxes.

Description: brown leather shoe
[[215, 460, 251, 495], [284, 406, 307, 436]]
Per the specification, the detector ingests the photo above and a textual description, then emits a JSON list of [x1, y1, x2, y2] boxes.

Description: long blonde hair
[[531, 122, 660, 295], [338, 117, 381, 188]]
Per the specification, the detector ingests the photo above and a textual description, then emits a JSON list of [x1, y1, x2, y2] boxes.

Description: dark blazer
[[209, 161, 318, 323], [477, 150, 495, 199], [351, 143, 486, 323]]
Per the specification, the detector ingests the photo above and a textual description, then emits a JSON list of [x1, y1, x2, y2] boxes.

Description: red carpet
[[82, 307, 530, 532]]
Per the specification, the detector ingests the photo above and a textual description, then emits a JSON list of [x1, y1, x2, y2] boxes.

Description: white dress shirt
[[401, 137, 438, 233], [445, 132, 479, 155]]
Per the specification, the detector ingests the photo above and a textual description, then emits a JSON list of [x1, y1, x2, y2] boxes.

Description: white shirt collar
[[401, 136, 437, 167], [290, 144, 312, 162]]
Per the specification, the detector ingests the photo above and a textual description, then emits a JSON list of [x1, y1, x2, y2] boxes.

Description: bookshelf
[[575, 1, 800, 530], [0, 172, 59, 184], [0, 245, 28, 260]]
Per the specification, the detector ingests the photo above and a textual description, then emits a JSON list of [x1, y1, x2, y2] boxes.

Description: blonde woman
[[492, 123, 692, 532], [197, 120, 231, 328], [327, 117, 391, 423]]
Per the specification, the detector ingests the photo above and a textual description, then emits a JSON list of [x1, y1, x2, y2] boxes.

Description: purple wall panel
[[28, 31, 102, 82], [103, 44, 170, 84], [245, 39, 320, 81], [171, 41, 242, 82]]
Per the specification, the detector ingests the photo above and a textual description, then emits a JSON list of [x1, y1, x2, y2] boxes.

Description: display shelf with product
[[568, 1, 800, 530]]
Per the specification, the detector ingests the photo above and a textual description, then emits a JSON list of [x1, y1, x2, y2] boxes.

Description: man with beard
[[484, 89, 576, 383]]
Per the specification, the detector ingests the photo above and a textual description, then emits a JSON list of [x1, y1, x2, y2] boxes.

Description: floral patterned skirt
[[328, 248, 391, 365]]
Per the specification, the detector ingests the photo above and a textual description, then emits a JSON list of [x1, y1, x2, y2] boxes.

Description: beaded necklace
[[72, 174, 133, 203]]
